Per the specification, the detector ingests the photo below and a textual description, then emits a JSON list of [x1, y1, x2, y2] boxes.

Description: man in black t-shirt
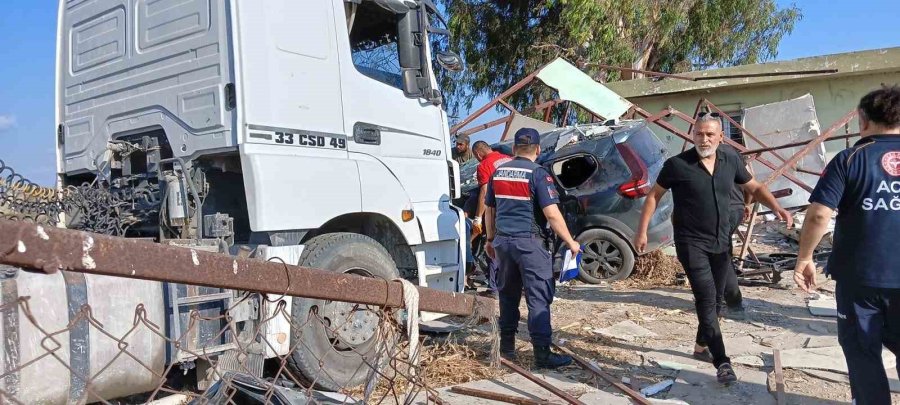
[[795, 85, 900, 405], [719, 143, 753, 317], [635, 113, 792, 385]]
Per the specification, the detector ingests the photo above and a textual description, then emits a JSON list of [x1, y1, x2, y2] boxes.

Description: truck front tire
[[287, 233, 399, 391]]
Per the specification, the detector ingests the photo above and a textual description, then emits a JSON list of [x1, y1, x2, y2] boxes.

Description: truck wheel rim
[[321, 268, 380, 351]]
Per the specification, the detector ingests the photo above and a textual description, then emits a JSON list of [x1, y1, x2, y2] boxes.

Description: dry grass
[[344, 331, 503, 402], [420, 336, 504, 388], [616, 250, 683, 289]]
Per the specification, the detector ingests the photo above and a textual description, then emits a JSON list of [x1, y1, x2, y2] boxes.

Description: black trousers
[[722, 208, 744, 309], [494, 236, 555, 347], [836, 282, 900, 405], [676, 243, 732, 368]]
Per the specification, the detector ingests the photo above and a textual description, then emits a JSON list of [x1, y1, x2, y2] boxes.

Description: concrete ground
[[436, 275, 900, 405]]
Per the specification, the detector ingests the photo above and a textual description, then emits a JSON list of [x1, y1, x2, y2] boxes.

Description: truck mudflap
[[417, 204, 466, 322]]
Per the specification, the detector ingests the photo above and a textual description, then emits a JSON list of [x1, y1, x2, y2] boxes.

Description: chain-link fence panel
[[0, 264, 499, 405]]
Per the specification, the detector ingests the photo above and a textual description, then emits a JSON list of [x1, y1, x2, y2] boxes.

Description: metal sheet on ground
[[667, 365, 776, 405], [410, 372, 630, 404], [780, 346, 896, 374]]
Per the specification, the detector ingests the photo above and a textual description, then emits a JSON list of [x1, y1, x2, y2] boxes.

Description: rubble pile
[[617, 250, 683, 289]]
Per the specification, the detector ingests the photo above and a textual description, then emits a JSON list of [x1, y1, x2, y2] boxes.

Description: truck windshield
[[348, 2, 403, 89]]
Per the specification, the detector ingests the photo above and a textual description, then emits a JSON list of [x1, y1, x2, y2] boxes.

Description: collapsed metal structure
[[451, 64, 858, 277]]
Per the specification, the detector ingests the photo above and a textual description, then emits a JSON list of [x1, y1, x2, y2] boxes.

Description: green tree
[[438, 0, 801, 117]]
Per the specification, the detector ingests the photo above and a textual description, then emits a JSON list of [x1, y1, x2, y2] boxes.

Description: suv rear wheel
[[576, 229, 635, 283], [287, 233, 399, 391]]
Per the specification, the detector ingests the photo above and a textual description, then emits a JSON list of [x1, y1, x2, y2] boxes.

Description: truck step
[[420, 264, 457, 277]]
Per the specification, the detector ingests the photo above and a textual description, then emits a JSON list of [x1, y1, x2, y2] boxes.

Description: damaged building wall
[[607, 47, 900, 160], [626, 71, 900, 159]]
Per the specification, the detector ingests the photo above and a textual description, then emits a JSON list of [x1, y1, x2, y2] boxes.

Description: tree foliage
[[437, 0, 801, 117]]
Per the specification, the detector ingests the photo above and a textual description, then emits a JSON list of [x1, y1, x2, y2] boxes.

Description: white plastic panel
[[240, 143, 361, 231], [355, 156, 423, 246], [414, 200, 461, 243], [70, 5, 126, 72], [236, 0, 344, 138], [257, 245, 304, 357], [137, 0, 211, 52], [59, 0, 234, 174]]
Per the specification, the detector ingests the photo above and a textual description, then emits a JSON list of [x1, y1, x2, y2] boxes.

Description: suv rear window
[[617, 125, 666, 165]]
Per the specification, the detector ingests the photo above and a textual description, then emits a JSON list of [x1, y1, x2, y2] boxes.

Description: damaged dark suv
[[457, 121, 673, 283]]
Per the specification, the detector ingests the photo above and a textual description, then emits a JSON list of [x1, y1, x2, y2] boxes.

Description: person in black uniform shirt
[[681, 142, 752, 320], [484, 127, 581, 368], [634, 113, 792, 384], [794, 85, 900, 405], [719, 142, 753, 318]]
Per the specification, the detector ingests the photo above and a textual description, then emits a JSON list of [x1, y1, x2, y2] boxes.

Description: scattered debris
[[619, 250, 683, 289], [639, 380, 674, 397], [801, 369, 900, 393], [773, 222, 833, 249], [552, 343, 651, 405], [192, 371, 355, 404], [774, 350, 786, 405], [449, 386, 547, 405], [422, 371, 630, 405], [500, 358, 586, 405], [646, 400, 691, 405], [656, 361, 696, 371], [807, 295, 837, 317], [733, 355, 766, 367], [780, 346, 897, 374], [559, 322, 582, 331], [804, 336, 838, 348], [595, 320, 658, 342], [419, 320, 465, 334], [807, 323, 829, 333]]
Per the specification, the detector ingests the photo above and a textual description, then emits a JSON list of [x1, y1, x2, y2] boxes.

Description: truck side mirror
[[436, 51, 464, 72], [371, 0, 412, 14], [397, 8, 427, 99]]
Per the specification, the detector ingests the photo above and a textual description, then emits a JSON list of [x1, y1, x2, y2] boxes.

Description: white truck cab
[[50, 0, 465, 395]]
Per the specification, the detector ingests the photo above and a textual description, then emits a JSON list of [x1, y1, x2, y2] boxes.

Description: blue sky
[[0, 1, 898, 185]]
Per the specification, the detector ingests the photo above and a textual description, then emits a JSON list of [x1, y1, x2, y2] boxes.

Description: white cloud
[[0, 115, 16, 132]]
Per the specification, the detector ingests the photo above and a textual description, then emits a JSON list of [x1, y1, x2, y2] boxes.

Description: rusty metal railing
[[0, 220, 494, 318], [0, 220, 500, 404]]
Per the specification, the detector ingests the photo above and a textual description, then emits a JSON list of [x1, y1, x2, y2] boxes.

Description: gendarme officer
[[795, 85, 900, 405], [484, 127, 580, 368]]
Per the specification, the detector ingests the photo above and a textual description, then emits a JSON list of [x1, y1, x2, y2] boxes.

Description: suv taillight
[[615, 142, 650, 199], [618, 179, 651, 199]]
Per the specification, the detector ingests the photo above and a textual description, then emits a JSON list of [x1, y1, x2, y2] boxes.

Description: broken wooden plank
[[449, 386, 550, 405], [559, 322, 581, 331], [551, 344, 651, 405], [428, 392, 449, 405], [499, 358, 586, 405], [774, 349, 786, 405]]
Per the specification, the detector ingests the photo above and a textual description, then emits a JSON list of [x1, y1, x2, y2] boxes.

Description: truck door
[[236, 0, 363, 232], [333, 1, 450, 207]]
